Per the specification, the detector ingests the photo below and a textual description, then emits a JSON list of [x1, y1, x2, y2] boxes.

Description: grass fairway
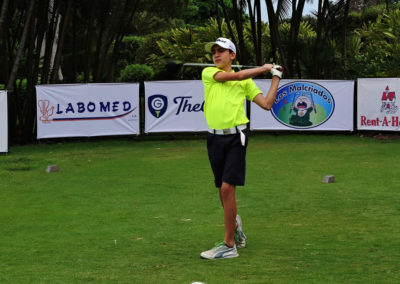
[[0, 134, 399, 283]]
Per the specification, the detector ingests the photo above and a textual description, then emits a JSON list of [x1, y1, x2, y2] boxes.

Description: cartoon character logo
[[289, 93, 315, 126], [271, 81, 335, 129], [380, 85, 398, 114], [38, 100, 54, 123], [148, 94, 168, 118]]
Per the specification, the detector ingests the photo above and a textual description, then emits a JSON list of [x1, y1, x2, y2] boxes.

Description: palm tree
[[265, 0, 289, 75], [51, 0, 73, 83], [6, 0, 35, 91], [247, 0, 262, 65], [288, 0, 307, 77], [0, 0, 9, 36]]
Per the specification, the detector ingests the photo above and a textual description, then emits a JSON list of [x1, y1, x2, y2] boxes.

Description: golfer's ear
[[230, 52, 236, 60]]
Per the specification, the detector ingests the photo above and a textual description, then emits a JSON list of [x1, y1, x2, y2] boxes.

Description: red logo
[[38, 100, 54, 123], [380, 86, 398, 114]]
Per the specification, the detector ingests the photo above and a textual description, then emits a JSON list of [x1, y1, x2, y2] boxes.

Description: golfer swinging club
[[200, 37, 283, 259]]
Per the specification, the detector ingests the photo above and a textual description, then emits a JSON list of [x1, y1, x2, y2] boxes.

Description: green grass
[[0, 134, 399, 283]]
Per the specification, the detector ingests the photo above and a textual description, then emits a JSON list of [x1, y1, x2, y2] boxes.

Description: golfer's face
[[212, 46, 234, 69]]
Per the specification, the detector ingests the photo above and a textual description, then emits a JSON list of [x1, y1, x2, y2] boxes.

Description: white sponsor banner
[[0, 91, 8, 152], [36, 83, 140, 138], [251, 79, 354, 131], [357, 78, 400, 131], [144, 81, 208, 133]]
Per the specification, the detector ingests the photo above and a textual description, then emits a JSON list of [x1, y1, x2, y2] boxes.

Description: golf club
[[166, 61, 262, 73]]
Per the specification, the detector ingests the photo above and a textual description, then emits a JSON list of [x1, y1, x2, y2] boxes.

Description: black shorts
[[207, 128, 249, 188]]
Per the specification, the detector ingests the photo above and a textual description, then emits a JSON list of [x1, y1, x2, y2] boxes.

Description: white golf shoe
[[200, 242, 239, 259], [235, 215, 247, 248]]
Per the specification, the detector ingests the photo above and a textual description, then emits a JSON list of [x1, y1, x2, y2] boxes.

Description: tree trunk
[[71, 0, 77, 82], [107, 0, 139, 81], [84, 0, 96, 82], [256, 0, 262, 64], [216, 0, 222, 36], [218, 0, 238, 57], [265, 0, 289, 75], [50, 0, 73, 83], [22, 3, 38, 141], [342, 0, 350, 74], [42, 0, 59, 84], [231, 0, 247, 64], [93, 0, 111, 82], [26, 0, 49, 139], [0, 0, 13, 84], [6, 0, 35, 91], [0, 0, 9, 36], [288, 0, 305, 78], [312, 0, 329, 78], [96, 0, 127, 82], [247, 0, 260, 64]]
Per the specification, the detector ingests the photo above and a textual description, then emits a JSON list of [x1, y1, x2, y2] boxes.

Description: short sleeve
[[245, 79, 262, 101], [202, 67, 222, 85]]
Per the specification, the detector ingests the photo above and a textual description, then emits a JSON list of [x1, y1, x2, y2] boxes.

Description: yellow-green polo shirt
[[202, 67, 261, 129]]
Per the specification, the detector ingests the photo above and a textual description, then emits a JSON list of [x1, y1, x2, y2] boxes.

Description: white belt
[[208, 124, 247, 146]]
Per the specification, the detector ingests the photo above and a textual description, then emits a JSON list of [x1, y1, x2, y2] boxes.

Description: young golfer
[[200, 37, 282, 259]]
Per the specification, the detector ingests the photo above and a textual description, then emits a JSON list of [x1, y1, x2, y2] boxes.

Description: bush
[[118, 64, 154, 82], [114, 36, 146, 77]]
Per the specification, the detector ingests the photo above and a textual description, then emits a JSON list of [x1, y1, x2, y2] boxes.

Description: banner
[[144, 81, 208, 133], [251, 79, 354, 131], [357, 78, 400, 131], [36, 83, 140, 138], [0, 91, 7, 152]]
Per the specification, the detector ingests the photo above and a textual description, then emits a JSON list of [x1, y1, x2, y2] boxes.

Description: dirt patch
[[359, 133, 400, 140]]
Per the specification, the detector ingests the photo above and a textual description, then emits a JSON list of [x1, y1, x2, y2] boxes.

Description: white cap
[[204, 37, 236, 53]]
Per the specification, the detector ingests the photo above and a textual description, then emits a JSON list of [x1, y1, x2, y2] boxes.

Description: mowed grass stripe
[[0, 134, 399, 283]]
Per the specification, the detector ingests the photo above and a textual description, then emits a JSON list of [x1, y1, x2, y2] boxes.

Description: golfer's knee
[[220, 182, 235, 199]]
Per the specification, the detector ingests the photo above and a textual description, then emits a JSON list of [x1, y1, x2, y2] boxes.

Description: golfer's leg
[[219, 188, 224, 207], [219, 188, 238, 228], [220, 182, 237, 247]]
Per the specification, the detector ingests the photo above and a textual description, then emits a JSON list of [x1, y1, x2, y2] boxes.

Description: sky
[[258, 0, 319, 21]]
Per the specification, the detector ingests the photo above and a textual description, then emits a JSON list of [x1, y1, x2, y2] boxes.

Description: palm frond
[[276, 0, 291, 22]]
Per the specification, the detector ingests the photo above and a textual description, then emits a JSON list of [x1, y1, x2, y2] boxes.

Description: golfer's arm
[[252, 76, 280, 110], [213, 64, 273, 82]]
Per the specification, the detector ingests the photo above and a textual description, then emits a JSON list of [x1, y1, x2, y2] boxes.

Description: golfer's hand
[[261, 64, 274, 73], [271, 64, 284, 78]]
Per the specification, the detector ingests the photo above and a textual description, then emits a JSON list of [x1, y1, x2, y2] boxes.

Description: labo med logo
[[271, 81, 335, 129], [38, 100, 135, 122]]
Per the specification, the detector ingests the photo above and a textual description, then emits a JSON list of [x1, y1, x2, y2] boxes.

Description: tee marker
[[46, 165, 59, 173], [322, 175, 335, 183]]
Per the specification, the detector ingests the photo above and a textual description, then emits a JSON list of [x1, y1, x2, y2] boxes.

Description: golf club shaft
[[182, 62, 260, 68]]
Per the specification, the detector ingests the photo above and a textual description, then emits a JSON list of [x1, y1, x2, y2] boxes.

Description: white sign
[[0, 91, 8, 152], [251, 79, 354, 131], [144, 81, 208, 133], [357, 78, 400, 131], [36, 83, 140, 138]]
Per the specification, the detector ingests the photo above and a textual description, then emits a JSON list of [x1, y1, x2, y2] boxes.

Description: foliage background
[[0, 0, 399, 143]]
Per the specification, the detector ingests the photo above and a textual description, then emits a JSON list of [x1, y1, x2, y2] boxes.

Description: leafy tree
[[118, 64, 154, 82], [2, 0, 400, 144], [148, 17, 317, 79], [353, 9, 400, 77], [279, 21, 317, 78]]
